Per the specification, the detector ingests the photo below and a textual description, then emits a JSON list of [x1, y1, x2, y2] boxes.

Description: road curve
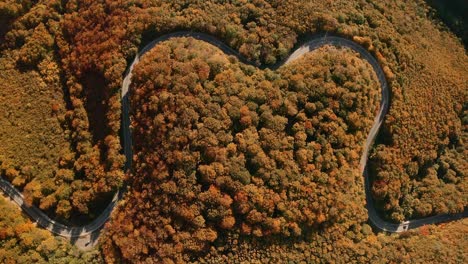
[[1, 31, 466, 244]]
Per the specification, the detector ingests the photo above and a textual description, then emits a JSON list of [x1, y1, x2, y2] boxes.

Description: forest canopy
[[0, 0, 466, 263], [102, 36, 379, 262], [0, 0, 465, 228], [0, 195, 101, 263]]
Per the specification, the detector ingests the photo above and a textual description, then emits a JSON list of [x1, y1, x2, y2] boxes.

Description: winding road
[[1, 31, 466, 249]]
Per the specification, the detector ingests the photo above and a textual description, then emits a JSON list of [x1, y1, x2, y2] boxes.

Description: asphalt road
[[0, 31, 466, 249]]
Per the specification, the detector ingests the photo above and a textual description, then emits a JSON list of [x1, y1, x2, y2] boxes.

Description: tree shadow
[[426, 0, 468, 50], [81, 71, 111, 159], [0, 17, 12, 47]]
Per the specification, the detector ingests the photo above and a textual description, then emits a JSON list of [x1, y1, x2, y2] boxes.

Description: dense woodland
[[0, 0, 125, 222], [0, 195, 101, 263], [0, 0, 466, 263], [101, 38, 380, 262], [192, 218, 468, 263]]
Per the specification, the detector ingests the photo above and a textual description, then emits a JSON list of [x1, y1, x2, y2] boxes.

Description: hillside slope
[[0, 0, 466, 263]]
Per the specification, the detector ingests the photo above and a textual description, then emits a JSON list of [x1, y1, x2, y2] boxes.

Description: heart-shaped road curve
[[1, 31, 466, 250]]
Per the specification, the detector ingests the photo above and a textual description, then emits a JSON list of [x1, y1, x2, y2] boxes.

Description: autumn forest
[[0, 0, 466, 263]]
